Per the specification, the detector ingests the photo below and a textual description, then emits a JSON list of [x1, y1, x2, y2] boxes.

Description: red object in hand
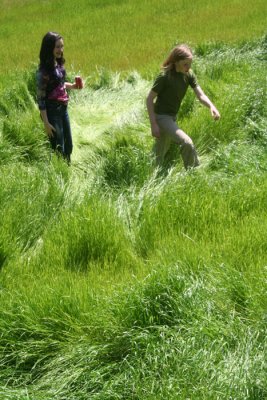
[[75, 76, 83, 89]]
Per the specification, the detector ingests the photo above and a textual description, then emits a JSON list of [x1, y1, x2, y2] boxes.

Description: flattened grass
[[0, 35, 266, 400]]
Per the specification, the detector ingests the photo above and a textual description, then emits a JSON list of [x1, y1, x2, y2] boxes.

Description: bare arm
[[146, 90, 160, 138], [193, 85, 220, 120]]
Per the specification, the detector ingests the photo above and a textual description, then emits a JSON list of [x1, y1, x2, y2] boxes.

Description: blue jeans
[[46, 101, 73, 162]]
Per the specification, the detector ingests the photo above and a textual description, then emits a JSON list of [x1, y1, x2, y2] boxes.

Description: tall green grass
[[0, 18, 266, 400], [0, 0, 266, 79]]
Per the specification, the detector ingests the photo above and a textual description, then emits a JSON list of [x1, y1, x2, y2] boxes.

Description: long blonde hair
[[162, 44, 193, 74]]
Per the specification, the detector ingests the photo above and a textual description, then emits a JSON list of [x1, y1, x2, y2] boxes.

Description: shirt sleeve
[[151, 73, 166, 94], [188, 71, 197, 88], [36, 69, 49, 110]]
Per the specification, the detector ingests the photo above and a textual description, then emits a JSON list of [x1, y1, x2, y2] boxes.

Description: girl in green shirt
[[146, 44, 220, 169]]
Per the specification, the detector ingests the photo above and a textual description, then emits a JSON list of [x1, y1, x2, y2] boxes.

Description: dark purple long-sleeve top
[[36, 64, 69, 110]]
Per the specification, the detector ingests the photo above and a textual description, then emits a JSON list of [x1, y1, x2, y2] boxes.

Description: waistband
[[46, 99, 68, 107], [155, 113, 177, 120]]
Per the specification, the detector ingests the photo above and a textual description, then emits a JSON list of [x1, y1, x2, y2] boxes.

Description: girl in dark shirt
[[146, 44, 220, 170], [37, 31, 82, 163]]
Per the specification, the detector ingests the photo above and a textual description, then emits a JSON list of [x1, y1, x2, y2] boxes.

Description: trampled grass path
[[0, 39, 266, 400], [69, 74, 150, 165]]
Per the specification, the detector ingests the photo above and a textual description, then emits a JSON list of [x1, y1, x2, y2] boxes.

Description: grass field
[[0, 1, 267, 399], [0, 0, 266, 77]]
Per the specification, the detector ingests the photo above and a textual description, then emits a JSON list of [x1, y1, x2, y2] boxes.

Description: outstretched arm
[[193, 85, 220, 120], [146, 90, 161, 138]]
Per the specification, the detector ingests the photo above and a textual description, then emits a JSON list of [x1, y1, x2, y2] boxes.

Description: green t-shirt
[[152, 70, 197, 116]]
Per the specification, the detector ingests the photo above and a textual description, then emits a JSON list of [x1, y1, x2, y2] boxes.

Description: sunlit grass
[[0, 20, 266, 400], [0, 0, 266, 79]]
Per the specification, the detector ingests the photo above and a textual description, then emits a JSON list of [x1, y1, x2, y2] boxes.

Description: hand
[[151, 122, 161, 138], [72, 82, 80, 89], [210, 105, 220, 120], [65, 81, 84, 90], [44, 122, 56, 137], [69, 82, 79, 89]]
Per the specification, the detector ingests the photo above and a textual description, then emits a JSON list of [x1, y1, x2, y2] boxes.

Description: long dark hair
[[39, 31, 65, 71]]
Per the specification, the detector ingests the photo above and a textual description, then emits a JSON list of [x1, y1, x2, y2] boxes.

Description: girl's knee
[[180, 137, 194, 148], [180, 140, 197, 157], [184, 138, 194, 147], [175, 130, 193, 146]]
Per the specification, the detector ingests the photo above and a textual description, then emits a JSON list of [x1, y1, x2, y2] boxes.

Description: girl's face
[[175, 57, 192, 73], [53, 38, 64, 60]]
